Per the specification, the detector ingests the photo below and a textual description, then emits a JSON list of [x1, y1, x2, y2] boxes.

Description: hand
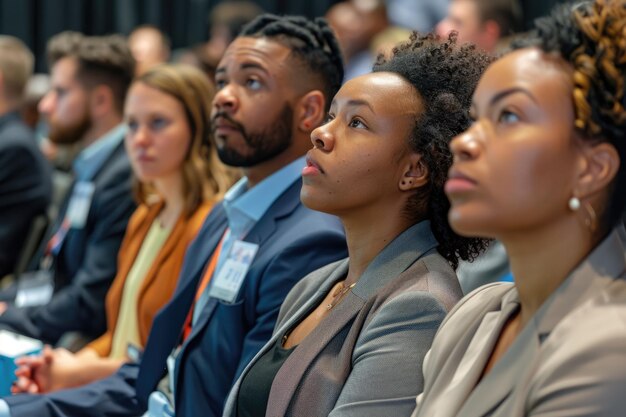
[[0, 302, 7, 315], [13, 346, 80, 394]]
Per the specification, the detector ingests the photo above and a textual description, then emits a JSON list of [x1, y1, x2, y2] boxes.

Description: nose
[[129, 124, 151, 148], [449, 125, 481, 162], [213, 84, 239, 114], [38, 90, 55, 115], [310, 123, 335, 151]]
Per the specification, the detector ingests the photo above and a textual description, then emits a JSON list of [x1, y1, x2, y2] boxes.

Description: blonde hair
[[0, 36, 34, 102], [132, 64, 239, 216]]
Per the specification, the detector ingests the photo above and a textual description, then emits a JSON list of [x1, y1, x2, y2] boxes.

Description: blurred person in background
[[0, 36, 52, 280], [326, 0, 389, 81], [128, 25, 171, 76], [173, 1, 263, 81], [0, 32, 136, 346], [436, 0, 524, 53]]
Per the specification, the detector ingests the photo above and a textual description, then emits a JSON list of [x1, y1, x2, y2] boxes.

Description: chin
[[448, 208, 495, 239], [300, 187, 332, 214]]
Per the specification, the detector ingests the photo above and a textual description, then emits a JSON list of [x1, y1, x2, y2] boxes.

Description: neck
[[341, 199, 415, 286], [500, 215, 597, 326], [153, 171, 186, 229], [243, 148, 303, 189], [82, 113, 122, 147]]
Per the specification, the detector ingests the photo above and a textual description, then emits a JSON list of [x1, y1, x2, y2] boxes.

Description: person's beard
[[47, 109, 92, 145], [212, 104, 293, 167]]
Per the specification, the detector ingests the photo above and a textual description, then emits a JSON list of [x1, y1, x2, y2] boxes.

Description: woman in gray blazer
[[412, 1, 626, 416], [222, 33, 492, 417]]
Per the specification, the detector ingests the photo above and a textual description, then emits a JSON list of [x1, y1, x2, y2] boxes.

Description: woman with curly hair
[[412, 1, 626, 416], [221, 33, 491, 417]]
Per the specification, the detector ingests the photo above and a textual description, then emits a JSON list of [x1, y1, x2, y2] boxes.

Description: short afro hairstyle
[[374, 32, 493, 269]]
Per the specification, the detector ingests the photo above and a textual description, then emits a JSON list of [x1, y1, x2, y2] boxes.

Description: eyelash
[[497, 109, 520, 124], [348, 118, 366, 129]]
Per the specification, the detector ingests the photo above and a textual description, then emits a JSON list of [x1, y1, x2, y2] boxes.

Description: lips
[[445, 168, 478, 195], [302, 152, 324, 176], [212, 116, 242, 135]]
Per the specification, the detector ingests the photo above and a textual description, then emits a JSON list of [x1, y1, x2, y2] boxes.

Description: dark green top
[[237, 334, 296, 417]]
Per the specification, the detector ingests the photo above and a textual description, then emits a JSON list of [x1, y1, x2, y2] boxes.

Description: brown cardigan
[[87, 200, 213, 357]]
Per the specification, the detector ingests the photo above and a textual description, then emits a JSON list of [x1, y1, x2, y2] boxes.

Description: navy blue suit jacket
[[0, 138, 135, 344], [5, 179, 347, 417]]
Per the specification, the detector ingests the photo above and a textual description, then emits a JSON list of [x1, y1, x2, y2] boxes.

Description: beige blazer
[[412, 227, 626, 417], [223, 220, 463, 417]]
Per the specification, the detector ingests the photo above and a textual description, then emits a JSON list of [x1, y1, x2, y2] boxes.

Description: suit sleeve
[[3, 363, 144, 417], [329, 289, 448, 417], [0, 169, 135, 344]]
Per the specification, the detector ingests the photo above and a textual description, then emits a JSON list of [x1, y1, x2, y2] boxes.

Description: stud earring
[[568, 197, 581, 211]]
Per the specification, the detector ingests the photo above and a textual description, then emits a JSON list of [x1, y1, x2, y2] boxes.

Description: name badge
[[208, 240, 259, 303], [65, 181, 95, 229], [15, 270, 54, 308]]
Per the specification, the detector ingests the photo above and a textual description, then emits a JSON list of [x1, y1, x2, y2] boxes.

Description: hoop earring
[[582, 201, 598, 233]]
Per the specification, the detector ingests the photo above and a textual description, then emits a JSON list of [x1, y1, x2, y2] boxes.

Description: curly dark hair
[[240, 14, 344, 110], [373, 32, 492, 269], [512, 0, 626, 230]]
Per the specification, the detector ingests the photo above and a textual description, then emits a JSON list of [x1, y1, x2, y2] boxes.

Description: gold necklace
[[326, 282, 356, 311]]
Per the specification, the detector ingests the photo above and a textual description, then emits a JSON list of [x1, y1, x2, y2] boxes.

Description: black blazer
[[0, 112, 52, 278], [0, 133, 136, 344]]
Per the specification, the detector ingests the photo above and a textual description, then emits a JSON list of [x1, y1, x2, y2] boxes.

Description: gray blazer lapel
[[222, 260, 350, 416], [267, 221, 439, 416]]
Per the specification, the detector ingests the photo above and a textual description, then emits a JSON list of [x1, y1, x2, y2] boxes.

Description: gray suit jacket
[[412, 227, 626, 417], [224, 221, 463, 417]]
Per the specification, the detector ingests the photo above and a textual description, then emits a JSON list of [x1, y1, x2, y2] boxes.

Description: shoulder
[[539, 278, 626, 368], [528, 281, 626, 414], [93, 144, 132, 190]]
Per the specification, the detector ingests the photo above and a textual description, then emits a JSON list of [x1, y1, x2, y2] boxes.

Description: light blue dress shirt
[[72, 124, 126, 182]]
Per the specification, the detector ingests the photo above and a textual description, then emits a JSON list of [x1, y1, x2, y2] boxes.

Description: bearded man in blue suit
[[1, 14, 347, 417]]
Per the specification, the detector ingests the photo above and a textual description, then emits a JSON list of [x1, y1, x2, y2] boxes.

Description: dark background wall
[[0, 0, 568, 73]]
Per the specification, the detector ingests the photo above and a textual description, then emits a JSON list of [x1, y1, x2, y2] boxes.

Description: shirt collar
[[73, 124, 126, 182], [223, 156, 305, 238]]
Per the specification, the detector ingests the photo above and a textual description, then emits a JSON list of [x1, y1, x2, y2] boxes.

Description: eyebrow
[[332, 98, 375, 113], [488, 87, 538, 108], [215, 62, 268, 77]]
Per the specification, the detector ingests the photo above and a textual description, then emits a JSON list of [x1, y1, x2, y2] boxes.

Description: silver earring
[[568, 197, 581, 211]]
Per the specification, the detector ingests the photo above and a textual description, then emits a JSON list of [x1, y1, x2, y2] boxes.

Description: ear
[[295, 90, 325, 133], [399, 153, 429, 191], [576, 141, 620, 200], [88, 85, 115, 118], [482, 20, 502, 50]]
